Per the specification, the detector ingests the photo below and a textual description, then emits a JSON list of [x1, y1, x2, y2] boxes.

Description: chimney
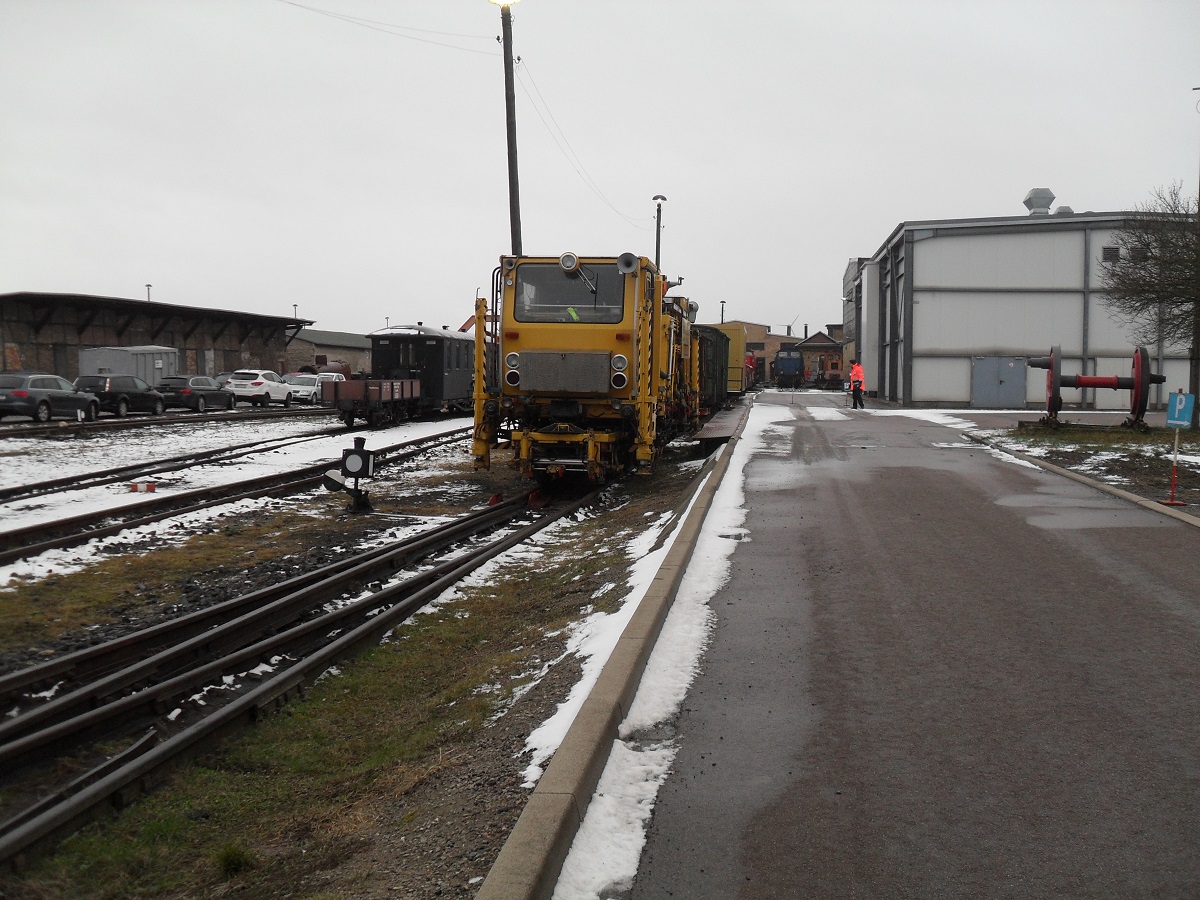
[[786, 324, 792, 336], [1023, 188, 1055, 215], [804, 324, 809, 339]]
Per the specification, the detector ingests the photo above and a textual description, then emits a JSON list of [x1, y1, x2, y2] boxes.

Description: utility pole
[[493, 0, 523, 257], [653, 195, 666, 269]]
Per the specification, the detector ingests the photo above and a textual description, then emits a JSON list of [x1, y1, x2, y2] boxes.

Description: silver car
[[282, 373, 321, 404]]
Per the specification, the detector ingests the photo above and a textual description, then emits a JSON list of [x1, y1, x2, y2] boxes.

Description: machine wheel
[[196, 397, 206, 413], [116, 398, 129, 418], [35, 402, 51, 423], [152, 400, 165, 416]]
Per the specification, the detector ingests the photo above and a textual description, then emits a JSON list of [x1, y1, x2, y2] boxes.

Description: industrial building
[[0, 292, 312, 381], [843, 190, 1189, 409]]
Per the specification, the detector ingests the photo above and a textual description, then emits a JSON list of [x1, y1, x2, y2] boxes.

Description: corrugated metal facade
[[843, 210, 1190, 409]]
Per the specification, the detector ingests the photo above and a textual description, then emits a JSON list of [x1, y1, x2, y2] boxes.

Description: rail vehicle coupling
[[323, 436, 376, 511], [1028, 345, 1166, 430]]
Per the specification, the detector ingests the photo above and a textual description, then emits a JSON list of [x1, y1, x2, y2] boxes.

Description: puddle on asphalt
[[995, 491, 1168, 530]]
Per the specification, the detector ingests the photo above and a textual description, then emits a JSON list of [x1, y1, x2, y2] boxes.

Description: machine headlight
[[611, 354, 628, 372], [504, 369, 521, 387], [505, 352, 520, 369], [611, 372, 628, 390]]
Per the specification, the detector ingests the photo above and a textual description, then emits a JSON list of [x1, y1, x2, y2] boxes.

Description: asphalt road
[[632, 393, 1200, 899]]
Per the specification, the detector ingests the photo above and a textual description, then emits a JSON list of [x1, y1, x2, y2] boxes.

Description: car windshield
[[0, 375, 23, 388], [231, 371, 259, 380], [284, 375, 317, 386], [513, 262, 627, 324], [159, 377, 188, 387], [75, 376, 106, 388]]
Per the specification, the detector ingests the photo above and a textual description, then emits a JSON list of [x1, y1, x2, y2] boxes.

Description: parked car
[[155, 375, 237, 412], [216, 372, 233, 387], [226, 369, 293, 407], [282, 372, 321, 404], [73, 374, 165, 417], [0, 371, 100, 423], [315, 372, 346, 404]]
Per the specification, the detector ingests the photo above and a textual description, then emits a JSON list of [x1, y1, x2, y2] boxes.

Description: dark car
[[155, 375, 236, 412], [74, 374, 166, 417], [0, 372, 100, 422]]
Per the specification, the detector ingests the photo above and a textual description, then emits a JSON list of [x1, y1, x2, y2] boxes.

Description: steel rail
[[0, 426, 352, 504], [0, 489, 599, 868], [0, 404, 333, 440], [0, 493, 532, 705], [0, 428, 472, 565], [0, 495, 534, 764]]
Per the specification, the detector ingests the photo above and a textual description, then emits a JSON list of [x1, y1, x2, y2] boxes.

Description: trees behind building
[[1101, 182, 1200, 424]]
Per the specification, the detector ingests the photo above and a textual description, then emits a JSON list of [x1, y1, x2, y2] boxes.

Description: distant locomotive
[[773, 346, 804, 389], [324, 324, 474, 427], [471, 251, 704, 482]]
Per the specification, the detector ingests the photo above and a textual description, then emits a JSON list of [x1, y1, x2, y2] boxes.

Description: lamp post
[[720, 300, 726, 323], [490, 0, 523, 257], [653, 194, 667, 269], [145, 283, 151, 301]]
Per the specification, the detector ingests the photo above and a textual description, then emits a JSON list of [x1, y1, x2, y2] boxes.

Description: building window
[[1101, 246, 1120, 263], [1129, 247, 1150, 263]]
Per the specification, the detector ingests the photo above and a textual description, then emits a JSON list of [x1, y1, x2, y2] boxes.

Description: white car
[[226, 369, 293, 407], [314, 372, 346, 403]]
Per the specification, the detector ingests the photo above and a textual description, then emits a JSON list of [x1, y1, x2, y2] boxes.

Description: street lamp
[[653, 195, 667, 270], [489, 0, 523, 257]]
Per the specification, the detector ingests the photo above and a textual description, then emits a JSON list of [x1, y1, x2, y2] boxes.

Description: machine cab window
[[514, 262, 625, 325]]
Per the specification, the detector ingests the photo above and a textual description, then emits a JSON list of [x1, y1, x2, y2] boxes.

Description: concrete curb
[[477, 414, 751, 900], [968, 433, 1200, 529]]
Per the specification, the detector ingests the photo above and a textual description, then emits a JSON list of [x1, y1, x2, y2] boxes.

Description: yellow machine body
[[472, 253, 698, 481]]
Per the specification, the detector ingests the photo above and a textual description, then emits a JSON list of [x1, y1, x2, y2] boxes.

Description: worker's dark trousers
[[852, 385, 864, 409]]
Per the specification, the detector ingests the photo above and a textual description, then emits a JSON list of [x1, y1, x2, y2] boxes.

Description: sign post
[[1160, 390, 1194, 507]]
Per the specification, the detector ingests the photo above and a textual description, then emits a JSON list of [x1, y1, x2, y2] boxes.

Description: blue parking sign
[[1166, 392, 1194, 428]]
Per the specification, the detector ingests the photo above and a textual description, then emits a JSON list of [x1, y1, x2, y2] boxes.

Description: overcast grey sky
[[2, 0, 1197, 338]]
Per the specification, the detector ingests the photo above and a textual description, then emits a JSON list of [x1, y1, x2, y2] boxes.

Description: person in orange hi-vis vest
[[850, 359, 865, 409]]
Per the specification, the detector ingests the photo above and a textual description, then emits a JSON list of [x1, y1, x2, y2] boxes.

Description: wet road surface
[[632, 394, 1200, 899]]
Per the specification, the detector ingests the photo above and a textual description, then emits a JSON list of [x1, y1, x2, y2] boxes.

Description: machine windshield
[[513, 262, 626, 324]]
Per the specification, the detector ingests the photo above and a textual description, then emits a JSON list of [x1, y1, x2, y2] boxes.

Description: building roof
[[0, 291, 314, 326], [868, 208, 1134, 263], [296, 328, 372, 349], [797, 331, 839, 347]]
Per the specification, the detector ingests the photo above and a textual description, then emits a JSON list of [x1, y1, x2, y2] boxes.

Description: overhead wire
[[515, 60, 651, 231], [275, 0, 650, 230], [275, 0, 498, 55]]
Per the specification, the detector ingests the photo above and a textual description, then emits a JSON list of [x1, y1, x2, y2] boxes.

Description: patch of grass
[[0, 464, 694, 899], [0, 504, 355, 655], [1008, 423, 1200, 454], [215, 842, 256, 877]]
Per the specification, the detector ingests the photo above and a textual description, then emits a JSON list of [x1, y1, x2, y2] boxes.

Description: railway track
[[0, 485, 599, 868], [0, 427, 473, 566], [0, 425, 355, 505], [0, 404, 334, 440]]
